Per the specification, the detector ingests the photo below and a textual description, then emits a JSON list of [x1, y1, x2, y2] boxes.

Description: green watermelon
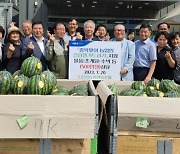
[[41, 70, 57, 94], [133, 90, 147, 97], [131, 81, 146, 91], [120, 89, 137, 96], [146, 86, 156, 96], [159, 80, 178, 93], [0, 71, 14, 94], [69, 85, 88, 96], [164, 91, 180, 98], [13, 70, 22, 80], [13, 75, 29, 94], [147, 78, 160, 90], [27, 75, 48, 95], [21, 57, 42, 77], [147, 89, 164, 97], [51, 86, 69, 95], [108, 83, 121, 95]]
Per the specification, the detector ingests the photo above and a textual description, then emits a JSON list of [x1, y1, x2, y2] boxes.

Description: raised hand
[[9, 43, 15, 52], [27, 41, 34, 52], [76, 32, 83, 40]]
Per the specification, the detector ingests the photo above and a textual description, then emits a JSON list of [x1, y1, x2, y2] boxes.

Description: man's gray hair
[[22, 20, 32, 26], [84, 20, 95, 29]]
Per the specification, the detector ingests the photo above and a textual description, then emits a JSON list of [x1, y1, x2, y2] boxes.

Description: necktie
[[60, 39, 65, 49]]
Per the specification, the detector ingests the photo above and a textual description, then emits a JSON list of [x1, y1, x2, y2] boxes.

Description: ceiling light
[[115, 21, 124, 24], [91, 5, 95, 8], [93, 1, 97, 4], [115, 6, 119, 9], [138, 6, 143, 9], [67, 4, 71, 7], [127, 5, 129, 9], [118, 2, 123, 5], [66, 1, 71, 3], [82, 3, 84, 7], [144, 2, 149, 5]]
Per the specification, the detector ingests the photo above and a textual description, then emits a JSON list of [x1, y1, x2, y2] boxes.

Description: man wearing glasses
[[111, 24, 135, 81], [64, 18, 80, 41]]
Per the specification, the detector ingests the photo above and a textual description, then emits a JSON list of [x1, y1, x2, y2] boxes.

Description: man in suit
[[22, 21, 49, 71], [21, 20, 32, 38], [111, 24, 135, 81], [76, 20, 100, 41], [45, 22, 69, 78]]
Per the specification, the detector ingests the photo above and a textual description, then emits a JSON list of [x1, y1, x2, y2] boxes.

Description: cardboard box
[[51, 139, 91, 154], [0, 80, 98, 139], [97, 81, 180, 133], [0, 138, 93, 154], [117, 131, 180, 154], [0, 139, 40, 154]]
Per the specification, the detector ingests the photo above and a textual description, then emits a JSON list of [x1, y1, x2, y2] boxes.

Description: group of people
[[0, 19, 179, 84]]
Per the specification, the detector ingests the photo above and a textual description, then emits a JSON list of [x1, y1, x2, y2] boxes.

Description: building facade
[[17, 0, 180, 37]]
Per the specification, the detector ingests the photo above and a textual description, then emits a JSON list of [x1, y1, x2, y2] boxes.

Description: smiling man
[[64, 18, 79, 41], [22, 21, 49, 71], [133, 24, 157, 84], [111, 24, 135, 81], [45, 22, 69, 79], [77, 20, 100, 41]]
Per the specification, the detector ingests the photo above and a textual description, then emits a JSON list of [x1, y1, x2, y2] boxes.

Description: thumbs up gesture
[[27, 41, 34, 52], [9, 43, 15, 52]]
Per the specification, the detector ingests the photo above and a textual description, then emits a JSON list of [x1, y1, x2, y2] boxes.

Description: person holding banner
[[111, 24, 135, 81], [45, 22, 69, 78]]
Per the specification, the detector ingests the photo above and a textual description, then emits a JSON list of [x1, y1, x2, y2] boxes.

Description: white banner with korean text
[[69, 41, 121, 80]]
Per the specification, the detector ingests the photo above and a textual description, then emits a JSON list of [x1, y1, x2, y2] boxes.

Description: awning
[[151, 4, 180, 30], [161, 4, 180, 24]]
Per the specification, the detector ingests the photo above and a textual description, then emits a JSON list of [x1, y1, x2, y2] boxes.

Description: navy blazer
[[82, 36, 100, 41], [22, 36, 49, 71]]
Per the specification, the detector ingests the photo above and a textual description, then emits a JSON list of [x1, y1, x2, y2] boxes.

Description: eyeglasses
[[114, 29, 125, 32], [159, 28, 168, 31]]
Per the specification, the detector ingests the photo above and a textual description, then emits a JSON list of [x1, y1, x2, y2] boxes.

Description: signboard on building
[[69, 41, 121, 80]]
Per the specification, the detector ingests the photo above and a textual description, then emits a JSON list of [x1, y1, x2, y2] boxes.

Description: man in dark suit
[[76, 20, 100, 41], [22, 21, 49, 70]]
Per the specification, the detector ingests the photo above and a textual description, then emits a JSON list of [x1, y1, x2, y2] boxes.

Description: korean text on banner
[[69, 41, 121, 80]]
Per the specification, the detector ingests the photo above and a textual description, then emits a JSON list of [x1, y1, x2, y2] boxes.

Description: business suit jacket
[[111, 38, 135, 81], [22, 36, 49, 71]]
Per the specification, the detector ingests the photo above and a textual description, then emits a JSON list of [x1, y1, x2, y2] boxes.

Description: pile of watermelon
[[0, 56, 89, 96], [51, 85, 89, 96], [108, 78, 180, 98], [0, 56, 57, 95]]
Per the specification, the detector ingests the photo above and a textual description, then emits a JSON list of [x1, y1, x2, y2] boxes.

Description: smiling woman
[[2, 26, 23, 74]]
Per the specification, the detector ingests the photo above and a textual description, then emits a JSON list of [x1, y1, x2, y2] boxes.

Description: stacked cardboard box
[[0, 80, 99, 154], [97, 80, 180, 154]]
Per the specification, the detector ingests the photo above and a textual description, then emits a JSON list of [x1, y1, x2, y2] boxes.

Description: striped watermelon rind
[[13, 74, 29, 94], [131, 81, 146, 91], [41, 70, 57, 94], [27, 75, 48, 95], [0, 71, 14, 94], [159, 79, 178, 93], [21, 56, 42, 78], [13, 70, 22, 80]]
